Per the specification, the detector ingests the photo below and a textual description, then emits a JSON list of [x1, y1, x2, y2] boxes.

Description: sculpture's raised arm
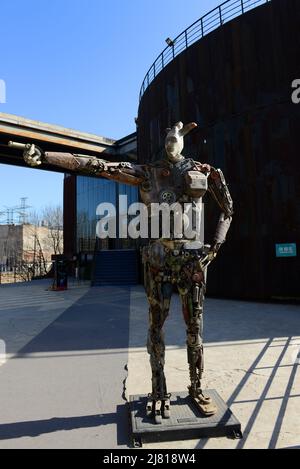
[[8, 141, 146, 187]]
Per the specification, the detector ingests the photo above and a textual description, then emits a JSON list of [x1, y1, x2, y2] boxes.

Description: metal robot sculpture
[[12, 121, 233, 423]]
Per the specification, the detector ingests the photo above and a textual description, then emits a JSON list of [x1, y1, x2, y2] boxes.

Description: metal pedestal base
[[129, 390, 242, 447]]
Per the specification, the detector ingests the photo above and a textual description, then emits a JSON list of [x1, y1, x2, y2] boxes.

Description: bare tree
[[41, 205, 64, 255], [15, 260, 34, 282], [29, 205, 64, 256], [0, 205, 64, 284]]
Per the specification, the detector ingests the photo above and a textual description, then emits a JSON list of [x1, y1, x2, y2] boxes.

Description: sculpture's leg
[[180, 281, 217, 416], [145, 276, 173, 423]]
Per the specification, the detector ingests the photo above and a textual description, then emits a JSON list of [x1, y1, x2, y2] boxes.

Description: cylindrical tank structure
[[137, 0, 300, 300]]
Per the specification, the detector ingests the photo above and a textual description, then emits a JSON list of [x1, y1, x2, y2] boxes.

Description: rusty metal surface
[[137, 0, 300, 300]]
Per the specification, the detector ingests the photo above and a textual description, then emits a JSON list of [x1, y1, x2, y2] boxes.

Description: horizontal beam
[[0, 113, 137, 172], [0, 112, 116, 156]]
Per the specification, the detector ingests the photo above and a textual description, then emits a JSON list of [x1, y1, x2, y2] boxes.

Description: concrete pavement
[[0, 280, 300, 449], [0, 281, 130, 448]]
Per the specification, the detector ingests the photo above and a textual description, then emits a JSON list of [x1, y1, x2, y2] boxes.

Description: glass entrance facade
[[76, 176, 139, 252]]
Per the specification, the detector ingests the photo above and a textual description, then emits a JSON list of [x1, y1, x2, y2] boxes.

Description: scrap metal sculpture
[[11, 121, 233, 423]]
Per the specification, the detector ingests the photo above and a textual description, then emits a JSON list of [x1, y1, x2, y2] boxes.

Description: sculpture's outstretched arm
[[208, 167, 234, 253], [9, 142, 146, 187]]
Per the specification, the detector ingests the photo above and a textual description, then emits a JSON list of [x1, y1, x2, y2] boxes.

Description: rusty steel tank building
[[137, 0, 300, 301], [0, 0, 299, 300]]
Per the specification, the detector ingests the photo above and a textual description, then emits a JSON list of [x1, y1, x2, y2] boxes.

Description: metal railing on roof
[[139, 0, 271, 101]]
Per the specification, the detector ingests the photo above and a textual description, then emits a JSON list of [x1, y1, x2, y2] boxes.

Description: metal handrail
[[139, 0, 271, 101]]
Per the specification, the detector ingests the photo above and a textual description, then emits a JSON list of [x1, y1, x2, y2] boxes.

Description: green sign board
[[276, 243, 297, 257]]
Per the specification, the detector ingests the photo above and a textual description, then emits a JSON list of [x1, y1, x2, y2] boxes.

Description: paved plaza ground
[[0, 280, 299, 449]]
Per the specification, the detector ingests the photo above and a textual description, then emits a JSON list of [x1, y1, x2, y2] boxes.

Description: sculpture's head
[[165, 121, 197, 163]]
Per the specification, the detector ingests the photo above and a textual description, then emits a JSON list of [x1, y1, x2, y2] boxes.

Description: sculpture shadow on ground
[[14, 286, 132, 355], [0, 405, 130, 447]]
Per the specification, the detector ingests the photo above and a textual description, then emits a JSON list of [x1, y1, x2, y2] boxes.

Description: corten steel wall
[[137, 0, 300, 300]]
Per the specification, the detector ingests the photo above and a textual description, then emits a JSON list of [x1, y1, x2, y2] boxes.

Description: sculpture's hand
[[207, 243, 222, 262], [8, 141, 45, 167], [23, 143, 44, 167], [197, 243, 221, 270]]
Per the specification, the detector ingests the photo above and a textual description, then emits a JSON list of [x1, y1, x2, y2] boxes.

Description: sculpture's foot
[[189, 389, 217, 416], [163, 398, 171, 419], [154, 400, 162, 424], [146, 394, 171, 423], [198, 392, 212, 405], [146, 395, 153, 418]]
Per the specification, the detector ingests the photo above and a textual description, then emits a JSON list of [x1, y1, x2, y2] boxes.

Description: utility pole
[[18, 197, 31, 224], [1, 198, 32, 225]]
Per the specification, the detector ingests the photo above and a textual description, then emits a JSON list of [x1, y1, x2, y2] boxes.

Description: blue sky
[[0, 0, 218, 217]]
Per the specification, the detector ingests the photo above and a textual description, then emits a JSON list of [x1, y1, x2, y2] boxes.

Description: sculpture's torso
[[139, 158, 208, 205], [139, 158, 209, 243]]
